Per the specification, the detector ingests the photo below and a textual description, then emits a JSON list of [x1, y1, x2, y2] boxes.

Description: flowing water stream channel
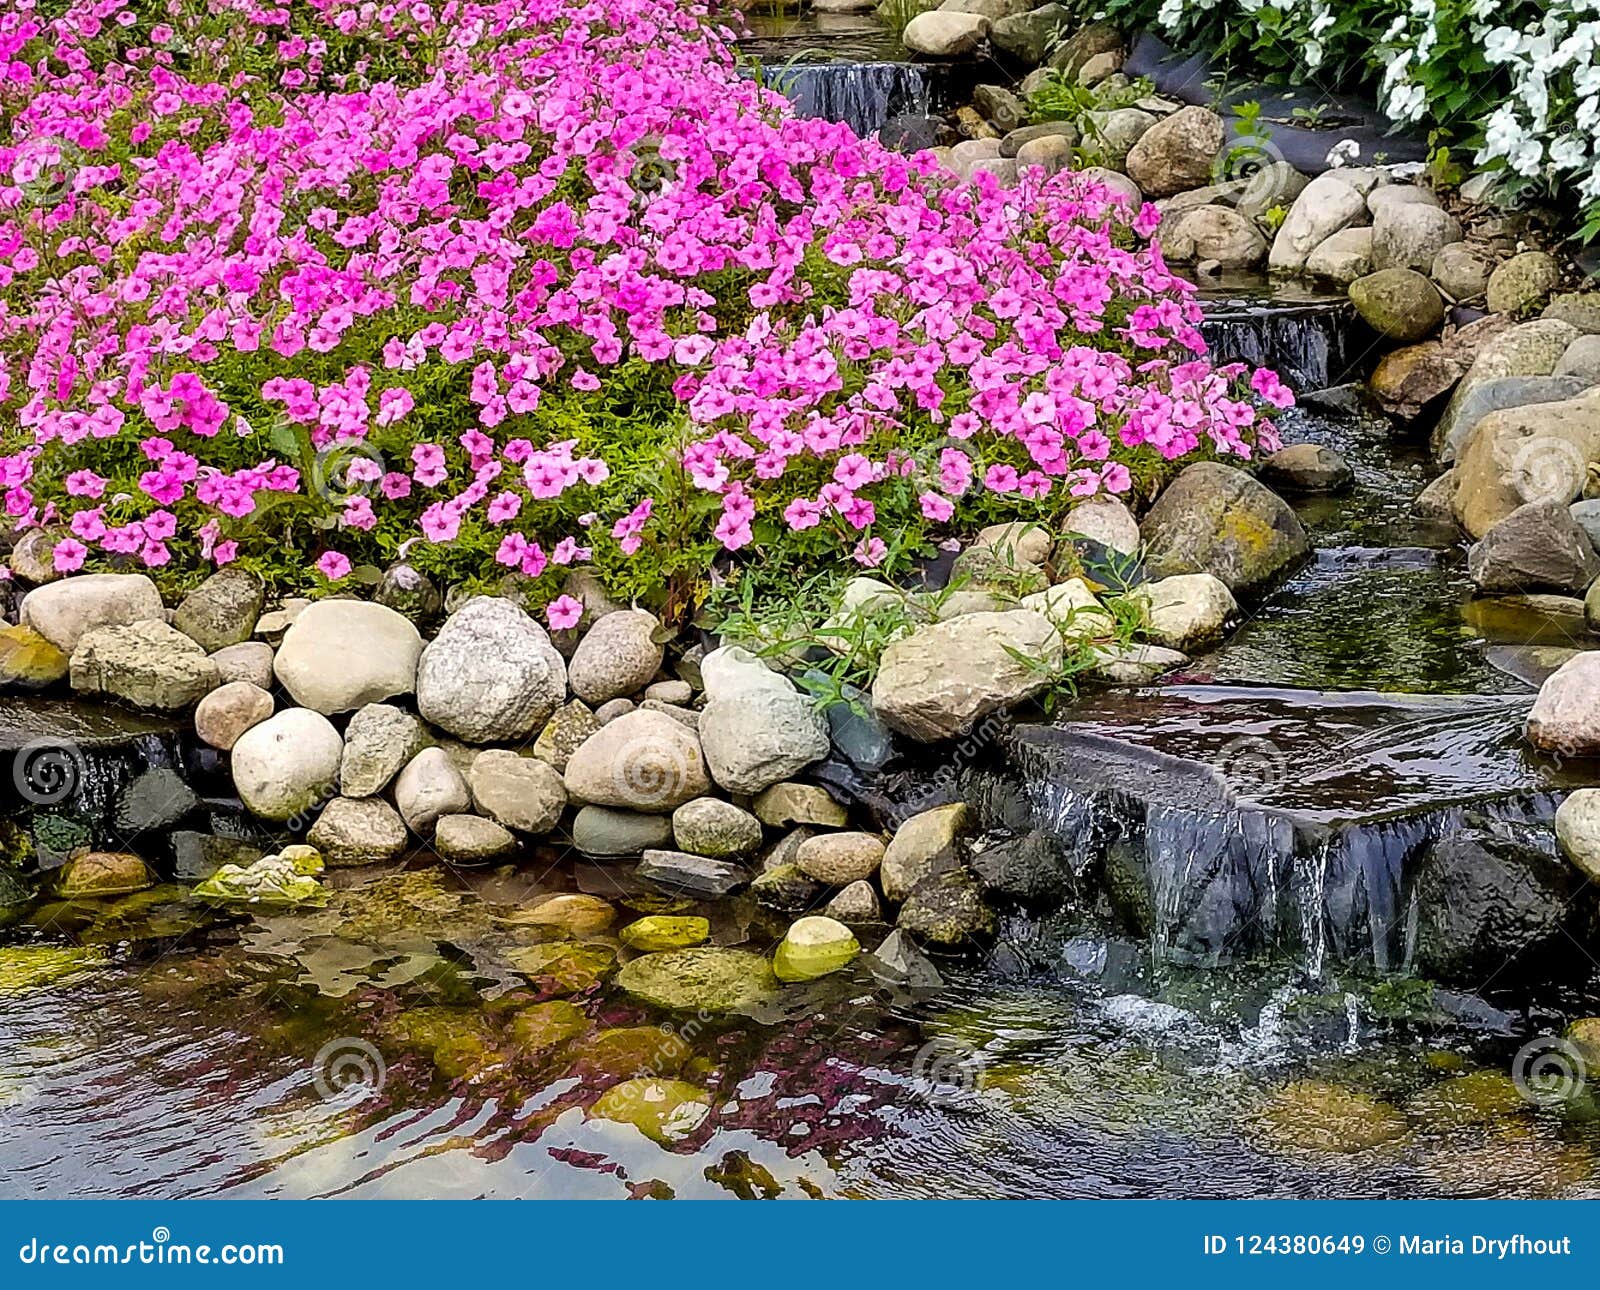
[[5, 49, 1600, 1197]]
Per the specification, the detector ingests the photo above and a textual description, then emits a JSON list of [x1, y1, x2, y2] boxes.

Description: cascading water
[[767, 62, 933, 137], [1194, 279, 1363, 391]]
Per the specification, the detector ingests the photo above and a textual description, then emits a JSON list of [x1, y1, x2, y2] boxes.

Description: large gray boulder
[[1466, 502, 1600, 594], [1487, 251, 1561, 316], [1347, 268, 1444, 343], [392, 746, 472, 834], [1432, 375, 1589, 464], [231, 707, 343, 823], [699, 681, 831, 794], [1268, 174, 1369, 272], [872, 610, 1063, 741], [338, 702, 423, 797], [173, 568, 265, 652], [1527, 653, 1600, 756], [307, 796, 408, 865], [566, 609, 664, 705], [1370, 202, 1461, 274], [69, 620, 219, 710], [274, 600, 422, 714], [468, 749, 567, 834], [1433, 319, 1582, 459], [21, 573, 165, 653], [1139, 462, 1309, 595], [416, 596, 566, 742], [902, 10, 987, 55], [1164, 205, 1267, 269], [562, 709, 710, 811], [987, 3, 1066, 62], [1451, 388, 1600, 538], [1123, 106, 1225, 199]]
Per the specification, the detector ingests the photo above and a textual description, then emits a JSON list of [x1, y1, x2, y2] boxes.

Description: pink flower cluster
[[0, 0, 1290, 600]]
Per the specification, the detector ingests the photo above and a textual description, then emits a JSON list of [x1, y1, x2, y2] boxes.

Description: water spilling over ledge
[[976, 686, 1596, 981]]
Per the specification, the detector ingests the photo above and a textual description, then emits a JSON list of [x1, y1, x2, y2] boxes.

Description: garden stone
[[972, 83, 1024, 130], [0, 625, 68, 689], [672, 797, 763, 858], [1545, 293, 1600, 335], [948, 139, 1001, 181], [1234, 161, 1309, 220], [699, 690, 829, 794], [700, 644, 794, 701], [1527, 653, 1600, 756], [872, 610, 1063, 742], [1367, 340, 1464, 419], [393, 746, 472, 835], [951, 542, 1047, 594], [594, 698, 635, 723], [1078, 167, 1142, 209], [970, 830, 1073, 904], [1557, 336, 1600, 385], [882, 803, 971, 902], [1435, 320, 1583, 458], [1164, 206, 1267, 269], [1467, 502, 1600, 594], [614, 948, 779, 1015], [8, 529, 61, 586], [58, 852, 151, 898], [1433, 375, 1589, 464], [193, 680, 273, 751], [273, 600, 422, 714], [645, 680, 693, 705], [562, 709, 710, 810], [826, 880, 882, 924], [253, 599, 309, 644], [751, 862, 825, 912], [896, 867, 996, 948], [1347, 268, 1444, 343], [1259, 443, 1352, 492], [619, 915, 711, 951], [307, 797, 408, 866], [797, 832, 885, 885], [114, 768, 198, 835], [531, 699, 602, 773], [20, 573, 164, 654], [373, 561, 444, 624], [1140, 461, 1309, 595], [639, 698, 698, 729], [1124, 106, 1223, 198], [1014, 134, 1073, 176], [416, 596, 566, 742], [170, 832, 263, 883], [1366, 184, 1439, 214], [1021, 579, 1113, 638], [1487, 251, 1561, 316], [434, 814, 516, 863], [1370, 202, 1461, 274], [638, 849, 749, 898], [774, 915, 860, 983], [1432, 243, 1495, 300], [1556, 790, 1600, 881], [572, 805, 673, 857], [1451, 389, 1600, 538], [230, 707, 343, 823], [902, 10, 987, 56], [823, 689, 899, 772], [172, 568, 264, 652], [468, 749, 567, 834], [1414, 470, 1459, 521], [870, 928, 945, 991], [1132, 573, 1236, 650], [1304, 227, 1372, 286], [339, 702, 422, 797], [69, 620, 219, 710], [987, 4, 1066, 63], [1078, 109, 1156, 169], [567, 610, 665, 705], [882, 111, 949, 152], [753, 782, 848, 828], [999, 122, 1075, 158], [1089, 642, 1188, 683], [1572, 500, 1600, 552], [1047, 18, 1122, 77], [1269, 173, 1370, 272], [209, 641, 275, 689], [974, 521, 1052, 565]]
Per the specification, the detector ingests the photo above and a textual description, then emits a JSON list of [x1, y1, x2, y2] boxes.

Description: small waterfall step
[[977, 685, 1597, 982]]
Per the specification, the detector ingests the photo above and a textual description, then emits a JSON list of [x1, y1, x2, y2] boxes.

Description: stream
[[5, 52, 1600, 1199]]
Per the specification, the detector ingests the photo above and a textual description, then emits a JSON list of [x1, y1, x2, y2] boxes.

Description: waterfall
[[763, 62, 933, 139], [1198, 293, 1361, 392]]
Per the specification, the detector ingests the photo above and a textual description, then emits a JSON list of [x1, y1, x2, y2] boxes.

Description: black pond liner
[[1123, 31, 1431, 174]]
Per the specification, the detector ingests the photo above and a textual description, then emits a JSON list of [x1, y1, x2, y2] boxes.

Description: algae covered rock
[[509, 999, 589, 1057], [507, 893, 616, 935], [589, 1077, 712, 1144], [1256, 1080, 1408, 1153], [505, 941, 617, 995], [896, 867, 997, 948], [0, 624, 69, 690], [0, 945, 106, 998], [192, 851, 324, 906], [619, 915, 710, 951], [773, 915, 860, 982], [1139, 461, 1309, 596], [615, 947, 780, 1013], [57, 851, 152, 898]]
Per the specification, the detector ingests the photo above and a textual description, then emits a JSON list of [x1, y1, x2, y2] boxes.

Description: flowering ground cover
[[0, 0, 1289, 629]]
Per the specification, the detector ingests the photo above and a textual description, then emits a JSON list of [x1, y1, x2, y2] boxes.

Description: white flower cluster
[[1151, 0, 1599, 205]]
